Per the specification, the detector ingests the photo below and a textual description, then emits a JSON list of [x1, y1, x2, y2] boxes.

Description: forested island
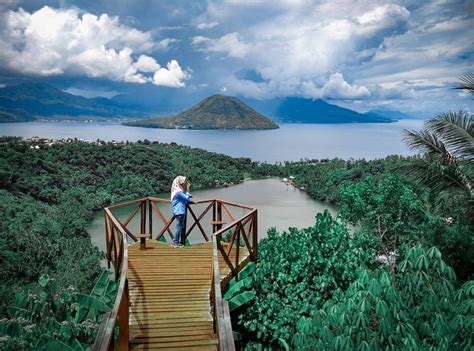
[[124, 94, 279, 130], [0, 111, 472, 349]]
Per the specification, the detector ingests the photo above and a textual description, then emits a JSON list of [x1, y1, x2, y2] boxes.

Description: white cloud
[[196, 22, 219, 30], [153, 60, 190, 87], [302, 73, 371, 100], [0, 6, 189, 87], [192, 32, 249, 58], [155, 38, 179, 50], [194, 3, 411, 98], [134, 55, 161, 73]]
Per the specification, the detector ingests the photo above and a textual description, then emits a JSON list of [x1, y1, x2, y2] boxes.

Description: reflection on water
[[87, 178, 337, 251]]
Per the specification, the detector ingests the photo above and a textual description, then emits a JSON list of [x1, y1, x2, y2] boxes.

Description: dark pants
[[173, 214, 185, 244]]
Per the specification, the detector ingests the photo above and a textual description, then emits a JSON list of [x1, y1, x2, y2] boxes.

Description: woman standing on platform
[[170, 175, 194, 247]]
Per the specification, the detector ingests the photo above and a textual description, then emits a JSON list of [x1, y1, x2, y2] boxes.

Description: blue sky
[[0, 0, 472, 117]]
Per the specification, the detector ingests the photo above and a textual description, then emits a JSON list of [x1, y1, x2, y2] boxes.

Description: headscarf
[[171, 175, 186, 200]]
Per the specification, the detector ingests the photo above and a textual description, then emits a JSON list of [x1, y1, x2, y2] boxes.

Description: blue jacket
[[172, 191, 193, 215]]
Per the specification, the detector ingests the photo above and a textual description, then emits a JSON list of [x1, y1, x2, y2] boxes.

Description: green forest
[[0, 110, 472, 349]]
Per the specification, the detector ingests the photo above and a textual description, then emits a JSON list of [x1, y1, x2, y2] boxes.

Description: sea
[[0, 119, 424, 162]]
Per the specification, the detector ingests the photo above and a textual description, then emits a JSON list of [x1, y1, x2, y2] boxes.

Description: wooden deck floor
[[128, 240, 248, 350]]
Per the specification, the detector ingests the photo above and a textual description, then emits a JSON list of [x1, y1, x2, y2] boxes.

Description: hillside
[[0, 82, 143, 122], [274, 98, 394, 123], [0, 107, 35, 122], [365, 109, 420, 120], [125, 94, 279, 130]]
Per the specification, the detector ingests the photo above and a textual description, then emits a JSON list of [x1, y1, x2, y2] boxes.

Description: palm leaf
[[427, 112, 474, 161], [400, 158, 471, 199], [455, 72, 474, 95], [403, 129, 456, 165]]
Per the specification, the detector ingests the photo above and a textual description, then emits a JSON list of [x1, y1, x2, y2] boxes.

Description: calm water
[[87, 178, 337, 251], [0, 120, 424, 162]]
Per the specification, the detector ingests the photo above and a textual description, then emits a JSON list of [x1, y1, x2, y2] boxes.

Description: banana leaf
[[224, 276, 253, 301], [227, 262, 256, 290], [76, 294, 111, 313], [42, 340, 74, 351], [228, 291, 255, 311], [91, 271, 109, 298]]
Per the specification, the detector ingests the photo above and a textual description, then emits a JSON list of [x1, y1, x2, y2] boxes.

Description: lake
[[0, 119, 424, 162], [87, 178, 337, 251]]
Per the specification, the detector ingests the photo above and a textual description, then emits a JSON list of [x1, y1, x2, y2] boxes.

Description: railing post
[[140, 200, 146, 235], [235, 224, 240, 277], [105, 212, 111, 269], [181, 205, 188, 245], [253, 210, 258, 260], [118, 279, 129, 351], [148, 198, 153, 239]]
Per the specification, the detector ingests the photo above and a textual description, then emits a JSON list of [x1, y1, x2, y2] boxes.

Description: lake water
[[0, 120, 424, 162], [87, 178, 337, 251]]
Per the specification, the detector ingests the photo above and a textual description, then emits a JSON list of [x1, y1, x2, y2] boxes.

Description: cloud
[[156, 38, 179, 50], [302, 73, 371, 100], [196, 22, 219, 30], [193, 3, 410, 98], [153, 60, 190, 87], [0, 6, 189, 87], [192, 32, 249, 58], [134, 55, 161, 73]]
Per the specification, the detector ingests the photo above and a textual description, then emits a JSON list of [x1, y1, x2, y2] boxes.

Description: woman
[[170, 175, 194, 247]]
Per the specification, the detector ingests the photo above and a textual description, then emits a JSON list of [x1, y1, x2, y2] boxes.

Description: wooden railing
[[92, 196, 258, 350]]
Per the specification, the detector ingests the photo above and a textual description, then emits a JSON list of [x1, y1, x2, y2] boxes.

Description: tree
[[403, 73, 473, 217], [339, 175, 423, 272], [403, 111, 473, 216]]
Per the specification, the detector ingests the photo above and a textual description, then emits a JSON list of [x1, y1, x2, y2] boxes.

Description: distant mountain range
[[245, 97, 395, 123], [365, 109, 420, 120], [0, 81, 416, 124], [0, 82, 143, 122], [125, 94, 279, 130]]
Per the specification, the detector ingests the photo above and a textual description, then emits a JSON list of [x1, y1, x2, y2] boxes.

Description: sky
[[0, 0, 473, 117]]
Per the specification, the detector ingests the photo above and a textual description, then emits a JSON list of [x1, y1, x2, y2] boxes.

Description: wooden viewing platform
[[92, 197, 258, 351]]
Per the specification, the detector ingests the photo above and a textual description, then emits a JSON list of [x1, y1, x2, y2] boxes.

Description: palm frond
[[400, 158, 472, 198], [402, 128, 456, 165], [455, 72, 474, 95], [427, 111, 474, 161]]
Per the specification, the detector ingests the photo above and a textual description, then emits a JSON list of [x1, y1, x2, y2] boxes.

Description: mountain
[[0, 107, 35, 122], [365, 109, 420, 120], [125, 94, 279, 130], [0, 82, 144, 122], [265, 97, 394, 123]]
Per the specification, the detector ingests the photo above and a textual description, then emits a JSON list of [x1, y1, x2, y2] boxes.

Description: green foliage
[[0, 272, 116, 350], [339, 175, 424, 270], [291, 246, 473, 350], [339, 175, 473, 280], [277, 155, 411, 205], [235, 211, 377, 346]]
